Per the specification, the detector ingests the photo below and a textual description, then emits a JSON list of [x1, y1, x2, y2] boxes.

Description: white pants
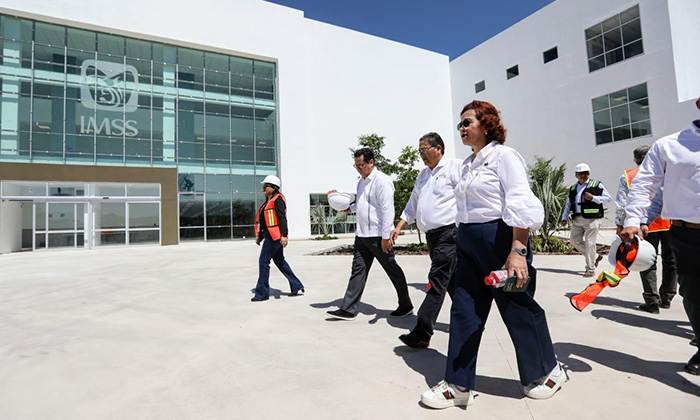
[[570, 217, 601, 271]]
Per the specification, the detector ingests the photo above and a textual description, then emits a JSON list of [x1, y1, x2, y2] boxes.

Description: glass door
[[34, 202, 86, 250]]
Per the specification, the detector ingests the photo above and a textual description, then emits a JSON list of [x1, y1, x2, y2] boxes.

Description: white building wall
[[0, 0, 454, 238], [450, 0, 699, 226]]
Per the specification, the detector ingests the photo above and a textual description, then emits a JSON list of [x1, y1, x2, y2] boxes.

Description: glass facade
[[0, 14, 278, 241], [592, 82, 651, 145]]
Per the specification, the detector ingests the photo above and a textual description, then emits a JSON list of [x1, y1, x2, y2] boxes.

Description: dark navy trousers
[[445, 220, 557, 389], [254, 231, 304, 299]]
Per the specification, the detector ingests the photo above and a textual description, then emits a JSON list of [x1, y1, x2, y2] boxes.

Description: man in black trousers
[[390, 133, 461, 348], [326, 148, 413, 320], [621, 97, 700, 375]]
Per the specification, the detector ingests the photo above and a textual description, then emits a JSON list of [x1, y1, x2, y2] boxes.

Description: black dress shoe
[[251, 296, 269, 302], [399, 333, 430, 349], [659, 301, 671, 309], [389, 305, 414, 318], [637, 303, 660, 314], [684, 363, 700, 375], [290, 288, 305, 296], [326, 309, 357, 320]]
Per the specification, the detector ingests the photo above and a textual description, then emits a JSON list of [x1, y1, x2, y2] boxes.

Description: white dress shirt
[[350, 168, 395, 239], [625, 121, 700, 227], [614, 173, 630, 226], [560, 179, 612, 221], [455, 141, 544, 230], [400, 157, 461, 232]]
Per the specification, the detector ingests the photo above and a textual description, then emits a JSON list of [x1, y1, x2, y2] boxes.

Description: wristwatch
[[511, 247, 527, 257]]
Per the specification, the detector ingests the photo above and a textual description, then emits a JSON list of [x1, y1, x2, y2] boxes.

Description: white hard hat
[[327, 191, 355, 211], [607, 236, 657, 272], [261, 175, 281, 188], [574, 163, 591, 173]]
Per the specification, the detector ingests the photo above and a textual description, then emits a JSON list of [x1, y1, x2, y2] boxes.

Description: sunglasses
[[456, 119, 472, 130]]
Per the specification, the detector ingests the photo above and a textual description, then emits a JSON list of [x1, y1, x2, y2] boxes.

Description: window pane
[[629, 99, 650, 123], [97, 33, 124, 56], [543, 47, 558, 63], [603, 28, 622, 52], [602, 15, 620, 32], [628, 83, 647, 102], [506, 65, 519, 80], [623, 39, 644, 60], [180, 228, 204, 241], [592, 95, 609, 111], [585, 23, 602, 40], [48, 203, 75, 231], [129, 203, 159, 228], [620, 5, 640, 24], [610, 104, 630, 127], [99, 232, 126, 246], [206, 193, 232, 226], [35, 22, 65, 47], [588, 56, 605, 72], [232, 175, 256, 193], [233, 226, 254, 239], [593, 110, 611, 131], [631, 120, 651, 138], [621, 19, 642, 44], [595, 130, 613, 145], [126, 39, 151, 60], [95, 184, 125, 196], [178, 48, 203, 68], [613, 125, 632, 141], [587, 36, 604, 58], [207, 226, 231, 240], [130, 230, 159, 244], [179, 194, 204, 227], [178, 173, 204, 192], [230, 57, 253, 76], [232, 194, 256, 225], [609, 89, 628, 105], [97, 202, 126, 229], [475, 80, 485, 93], [67, 28, 95, 51], [206, 174, 230, 193]]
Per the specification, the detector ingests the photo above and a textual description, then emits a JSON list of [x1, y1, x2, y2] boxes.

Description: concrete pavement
[[0, 233, 698, 419]]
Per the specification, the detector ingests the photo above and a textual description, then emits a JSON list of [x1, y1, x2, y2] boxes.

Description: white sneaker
[[523, 363, 569, 399], [421, 380, 474, 409]]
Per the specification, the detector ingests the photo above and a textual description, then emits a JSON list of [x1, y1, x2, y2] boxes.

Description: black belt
[[427, 224, 455, 234], [672, 220, 700, 230]]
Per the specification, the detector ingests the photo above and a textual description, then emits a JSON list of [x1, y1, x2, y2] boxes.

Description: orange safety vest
[[624, 168, 671, 232], [254, 193, 287, 240]]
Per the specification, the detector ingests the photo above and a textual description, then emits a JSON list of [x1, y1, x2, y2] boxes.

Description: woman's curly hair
[[460, 100, 507, 144]]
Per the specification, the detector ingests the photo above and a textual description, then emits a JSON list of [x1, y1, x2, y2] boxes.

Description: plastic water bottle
[[484, 270, 511, 288]]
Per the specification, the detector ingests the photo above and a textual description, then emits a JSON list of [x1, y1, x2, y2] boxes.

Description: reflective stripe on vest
[[623, 168, 670, 232], [254, 193, 286, 240]]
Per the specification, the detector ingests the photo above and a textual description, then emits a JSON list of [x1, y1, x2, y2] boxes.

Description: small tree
[[528, 156, 571, 252], [310, 203, 346, 238], [349, 134, 394, 174]]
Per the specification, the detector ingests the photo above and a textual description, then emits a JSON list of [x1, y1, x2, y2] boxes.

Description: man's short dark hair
[[354, 147, 374, 163], [633, 145, 650, 164], [419, 132, 445, 155]]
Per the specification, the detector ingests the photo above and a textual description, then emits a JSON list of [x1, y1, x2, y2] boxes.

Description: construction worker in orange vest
[[251, 175, 305, 302], [615, 146, 677, 314]]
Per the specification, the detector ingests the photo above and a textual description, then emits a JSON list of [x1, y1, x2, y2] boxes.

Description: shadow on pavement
[[554, 342, 700, 397], [408, 282, 429, 292], [590, 309, 693, 340], [248, 287, 284, 299], [394, 347, 524, 399], [539, 267, 583, 276], [564, 292, 640, 310]]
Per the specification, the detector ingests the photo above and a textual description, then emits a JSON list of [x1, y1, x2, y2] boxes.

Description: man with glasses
[[390, 132, 461, 348], [327, 148, 413, 320]]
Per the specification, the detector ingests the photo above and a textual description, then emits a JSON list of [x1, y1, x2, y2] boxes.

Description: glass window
[[127, 183, 159, 197], [543, 47, 558, 64], [232, 194, 256, 226], [506, 65, 519, 80], [585, 5, 643, 72], [67, 27, 95, 51], [591, 82, 650, 146], [129, 203, 159, 228], [179, 194, 204, 227], [206, 193, 232, 226], [96, 202, 126, 229], [97, 33, 124, 56], [475, 80, 485, 94], [35, 22, 65, 46]]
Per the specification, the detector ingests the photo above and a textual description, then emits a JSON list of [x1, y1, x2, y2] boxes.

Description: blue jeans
[[254, 231, 304, 299]]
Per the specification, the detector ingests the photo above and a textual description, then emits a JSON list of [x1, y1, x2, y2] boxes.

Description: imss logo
[[80, 59, 139, 137]]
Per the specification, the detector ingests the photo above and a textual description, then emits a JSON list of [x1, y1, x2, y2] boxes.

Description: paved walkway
[[0, 234, 698, 419]]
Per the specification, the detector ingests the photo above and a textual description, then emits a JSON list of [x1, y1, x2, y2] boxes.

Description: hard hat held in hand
[[327, 190, 355, 211], [607, 236, 657, 272]]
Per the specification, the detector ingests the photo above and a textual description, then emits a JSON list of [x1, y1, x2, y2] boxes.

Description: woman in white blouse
[[421, 100, 567, 409]]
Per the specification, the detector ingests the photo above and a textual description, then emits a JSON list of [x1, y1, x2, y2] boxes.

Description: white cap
[[574, 163, 591, 173], [261, 175, 281, 188]]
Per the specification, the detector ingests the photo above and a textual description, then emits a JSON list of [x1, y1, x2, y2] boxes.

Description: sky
[[263, 0, 557, 60]]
